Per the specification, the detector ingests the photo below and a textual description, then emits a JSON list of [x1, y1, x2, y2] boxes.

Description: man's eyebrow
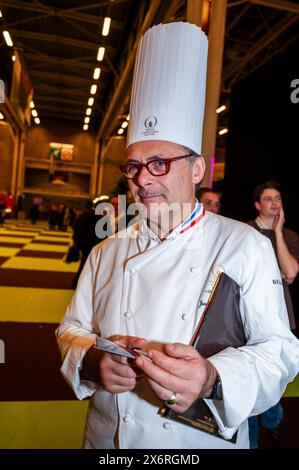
[[126, 154, 165, 163]]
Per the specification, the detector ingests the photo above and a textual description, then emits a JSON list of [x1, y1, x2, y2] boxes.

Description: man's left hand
[[273, 206, 285, 233], [135, 342, 218, 413]]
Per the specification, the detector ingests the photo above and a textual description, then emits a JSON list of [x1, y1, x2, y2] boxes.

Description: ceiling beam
[[250, 0, 299, 14], [24, 52, 94, 64], [39, 111, 83, 122], [223, 13, 298, 84], [38, 103, 83, 115], [1, 0, 124, 28], [30, 70, 92, 86], [24, 52, 109, 73], [226, 3, 251, 33], [10, 28, 104, 51], [34, 96, 89, 108], [34, 83, 88, 97]]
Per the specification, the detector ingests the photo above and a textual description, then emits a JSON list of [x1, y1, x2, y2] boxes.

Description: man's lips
[[138, 193, 163, 199]]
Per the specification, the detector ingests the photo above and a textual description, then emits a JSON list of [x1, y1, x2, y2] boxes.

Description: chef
[[56, 22, 299, 449]]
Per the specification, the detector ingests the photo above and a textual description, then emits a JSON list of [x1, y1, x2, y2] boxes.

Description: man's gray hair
[[182, 145, 201, 164]]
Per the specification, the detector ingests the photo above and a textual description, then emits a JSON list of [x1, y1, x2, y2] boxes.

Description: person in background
[[56, 23, 299, 450], [29, 202, 39, 224], [57, 204, 66, 231], [69, 206, 76, 229], [196, 187, 221, 214], [247, 180, 299, 448], [0, 197, 6, 226], [48, 204, 59, 230], [71, 200, 107, 289], [17, 193, 26, 220]]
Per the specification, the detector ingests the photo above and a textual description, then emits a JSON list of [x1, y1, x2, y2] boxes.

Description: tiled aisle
[[0, 220, 88, 449]]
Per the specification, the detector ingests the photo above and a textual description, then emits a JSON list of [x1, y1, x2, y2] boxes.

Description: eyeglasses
[[119, 153, 195, 179]]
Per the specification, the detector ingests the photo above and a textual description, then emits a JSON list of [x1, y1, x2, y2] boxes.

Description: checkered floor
[[0, 220, 88, 449], [0, 221, 78, 280]]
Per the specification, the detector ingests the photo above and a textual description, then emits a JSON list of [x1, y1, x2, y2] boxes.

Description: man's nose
[[135, 166, 154, 187]]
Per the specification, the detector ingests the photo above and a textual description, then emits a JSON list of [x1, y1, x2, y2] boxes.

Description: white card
[[94, 337, 136, 358]]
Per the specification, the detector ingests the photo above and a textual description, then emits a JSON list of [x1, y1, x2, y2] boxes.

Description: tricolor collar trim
[[179, 203, 205, 234]]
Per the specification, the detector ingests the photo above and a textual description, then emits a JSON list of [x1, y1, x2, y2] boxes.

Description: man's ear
[[192, 156, 205, 184], [254, 201, 261, 212]]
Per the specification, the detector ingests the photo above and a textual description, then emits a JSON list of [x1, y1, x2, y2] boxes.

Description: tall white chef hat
[[127, 22, 208, 154]]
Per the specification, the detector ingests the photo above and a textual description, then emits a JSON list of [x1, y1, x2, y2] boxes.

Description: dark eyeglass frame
[[119, 153, 195, 179]]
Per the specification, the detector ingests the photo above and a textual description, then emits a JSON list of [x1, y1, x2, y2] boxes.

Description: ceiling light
[[84, 116, 90, 124], [93, 67, 101, 80], [88, 97, 94, 106], [216, 105, 226, 114], [118, 128, 124, 135], [90, 84, 97, 95], [31, 109, 38, 117], [12, 55, 16, 62], [83, 124, 88, 131], [102, 17, 111, 36], [3, 31, 13, 47], [218, 128, 228, 135], [0, 112, 4, 120], [121, 121, 128, 129], [86, 108, 92, 116], [30, 101, 35, 109], [34, 117, 40, 124], [0, 10, 2, 18], [126, 114, 130, 121], [97, 47, 105, 62]]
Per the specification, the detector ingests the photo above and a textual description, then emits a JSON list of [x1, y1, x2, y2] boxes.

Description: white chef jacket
[[56, 204, 299, 449]]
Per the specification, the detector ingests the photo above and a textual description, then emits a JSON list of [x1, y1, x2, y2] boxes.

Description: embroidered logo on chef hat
[[142, 115, 158, 137]]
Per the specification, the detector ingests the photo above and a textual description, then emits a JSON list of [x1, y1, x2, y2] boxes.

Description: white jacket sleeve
[[56, 247, 100, 400], [206, 237, 299, 440]]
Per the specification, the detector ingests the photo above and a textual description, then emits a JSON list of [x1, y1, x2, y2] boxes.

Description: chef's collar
[[138, 200, 205, 242]]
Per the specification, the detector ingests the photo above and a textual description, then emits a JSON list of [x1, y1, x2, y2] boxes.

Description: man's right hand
[[81, 335, 146, 394]]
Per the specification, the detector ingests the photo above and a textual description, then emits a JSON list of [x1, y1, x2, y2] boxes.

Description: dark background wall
[[222, 39, 299, 229], [222, 39, 299, 334]]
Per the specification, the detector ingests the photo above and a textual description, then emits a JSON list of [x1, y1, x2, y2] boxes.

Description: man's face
[[199, 191, 220, 214], [255, 188, 282, 217], [126, 140, 205, 219]]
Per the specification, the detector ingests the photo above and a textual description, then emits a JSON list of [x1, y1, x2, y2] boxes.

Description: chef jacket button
[[130, 268, 137, 275], [123, 415, 133, 424], [124, 311, 132, 319], [163, 422, 172, 430], [182, 314, 189, 321], [190, 266, 197, 273]]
